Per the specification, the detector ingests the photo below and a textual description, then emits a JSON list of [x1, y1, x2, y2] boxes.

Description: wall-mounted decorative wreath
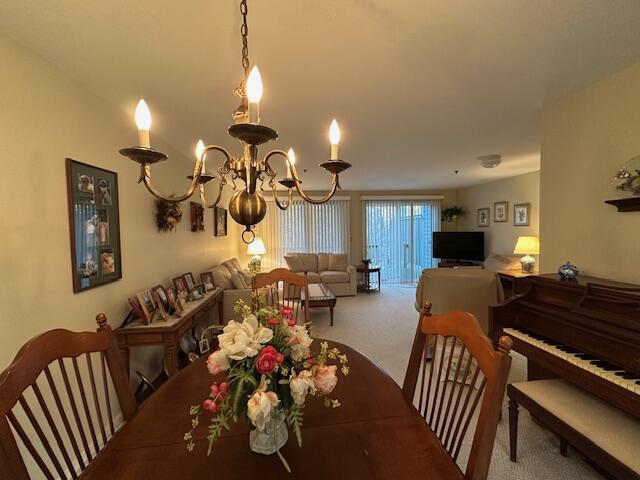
[[156, 199, 183, 232]]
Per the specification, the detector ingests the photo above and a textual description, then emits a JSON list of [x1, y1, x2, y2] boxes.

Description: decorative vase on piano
[[183, 296, 350, 471]]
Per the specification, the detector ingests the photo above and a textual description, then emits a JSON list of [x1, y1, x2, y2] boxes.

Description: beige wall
[[540, 63, 640, 283], [0, 33, 241, 377], [456, 172, 540, 257]]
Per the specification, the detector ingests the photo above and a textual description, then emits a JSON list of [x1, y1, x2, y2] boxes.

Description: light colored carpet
[[309, 284, 604, 480]]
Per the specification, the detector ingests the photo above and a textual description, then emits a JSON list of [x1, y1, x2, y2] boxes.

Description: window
[[364, 199, 441, 284], [253, 198, 350, 270]]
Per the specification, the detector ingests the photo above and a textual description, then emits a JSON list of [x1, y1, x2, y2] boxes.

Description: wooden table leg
[[330, 303, 335, 327], [509, 399, 519, 462], [217, 296, 224, 325], [119, 346, 130, 378], [165, 342, 178, 377], [377, 270, 381, 291]]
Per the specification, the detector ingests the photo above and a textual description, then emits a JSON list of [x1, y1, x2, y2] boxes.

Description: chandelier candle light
[[119, 0, 351, 243]]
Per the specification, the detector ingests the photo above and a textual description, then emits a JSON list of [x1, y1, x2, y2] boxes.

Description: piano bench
[[508, 379, 640, 480]]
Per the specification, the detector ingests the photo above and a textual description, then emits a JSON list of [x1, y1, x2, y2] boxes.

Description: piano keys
[[490, 274, 640, 419]]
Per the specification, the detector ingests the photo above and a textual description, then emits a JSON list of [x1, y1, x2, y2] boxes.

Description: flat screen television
[[433, 232, 485, 262]]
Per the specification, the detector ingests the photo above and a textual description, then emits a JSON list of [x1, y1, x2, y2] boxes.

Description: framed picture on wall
[[513, 203, 530, 226], [493, 201, 508, 223], [214, 207, 227, 236], [477, 208, 490, 227], [66, 158, 122, 293]]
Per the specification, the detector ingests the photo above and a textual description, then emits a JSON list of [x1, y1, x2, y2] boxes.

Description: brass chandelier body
[[119, 0, 351, 243]]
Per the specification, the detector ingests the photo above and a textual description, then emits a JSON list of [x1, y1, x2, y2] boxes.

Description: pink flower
[[314, 365, 338, 394], [210, 383, 220, 395], [287, 317, 296, 327], [202, 399, 219, 413], [267, 317, 280, 327], [280, 306, 293, 318], [206, 350, 230, 376], [255, 346, 282, 375], [219, 382, 229, 395]]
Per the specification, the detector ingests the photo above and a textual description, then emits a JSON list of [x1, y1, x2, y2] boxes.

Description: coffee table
[[304, 283, 337, 326]]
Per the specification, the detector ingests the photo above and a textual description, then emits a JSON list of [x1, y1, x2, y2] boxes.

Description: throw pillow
[[231, 272, 248, 290], [223, 258, 243, 274], [284, 255, 304, 273], [317, 253, 331, 272], [328, 253, 348, 272], [211, 265, 233, 290]]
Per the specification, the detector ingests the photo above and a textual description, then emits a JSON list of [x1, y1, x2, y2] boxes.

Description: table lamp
[[247, 237, 266, 275], [513, 236, 540, 273]]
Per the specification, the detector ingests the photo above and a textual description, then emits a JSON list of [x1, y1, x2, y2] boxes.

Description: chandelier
[[119, 0, 351, 243]]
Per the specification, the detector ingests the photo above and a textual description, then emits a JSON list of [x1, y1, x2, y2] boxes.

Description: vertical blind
[[253, 198, 351, 270], [364, 200, 441, 284]]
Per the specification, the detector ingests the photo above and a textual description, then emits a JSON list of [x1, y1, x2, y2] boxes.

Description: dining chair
[[0, 314, 137, 480], [402, 302, 513, 480], [252, 268, 309, 324]]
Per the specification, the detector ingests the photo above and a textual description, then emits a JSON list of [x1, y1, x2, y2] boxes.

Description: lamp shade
[[514, 236, 540, 255], [247, 237, 266, 256]]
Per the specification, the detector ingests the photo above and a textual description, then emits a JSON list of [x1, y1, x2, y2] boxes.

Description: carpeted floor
[[309, 284, 604, 480]]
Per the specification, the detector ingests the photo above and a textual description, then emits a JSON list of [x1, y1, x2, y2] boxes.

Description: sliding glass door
[[364, 200, 440, 284]]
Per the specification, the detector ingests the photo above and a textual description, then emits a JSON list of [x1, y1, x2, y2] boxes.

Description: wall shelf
[[604, 196, 640, 212]]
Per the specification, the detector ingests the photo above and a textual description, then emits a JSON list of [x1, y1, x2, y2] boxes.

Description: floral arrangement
[[441, 205, 464, 222], [184, 296, 350, 458], [155, 199, 183, 232], [613, 158, 640, 196]]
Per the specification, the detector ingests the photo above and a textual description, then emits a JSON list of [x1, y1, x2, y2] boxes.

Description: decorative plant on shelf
[[184, 295, 350, 472], [612, 156, 640, 196], [156, 199, 183, 232], [441, 206, 464, 222]]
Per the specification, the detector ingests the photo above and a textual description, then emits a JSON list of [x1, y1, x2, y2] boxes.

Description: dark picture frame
[[493, 201, 509, 223], [214, 207, 228, 236], [477, 208, 490, 227], [190, 202, 205, 232], [183, 272, 196, 292], [66, 158, 122, 293], [513, 203, 530, 226]]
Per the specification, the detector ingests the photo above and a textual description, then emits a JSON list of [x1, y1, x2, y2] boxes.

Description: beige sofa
[[284, 253, 356, 296], [414, 268, 503, 334], [208, 258, 252, 322]]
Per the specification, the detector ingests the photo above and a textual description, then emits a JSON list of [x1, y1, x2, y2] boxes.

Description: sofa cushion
[[318, 253, 331, 272], [328, 253, 348, 272], [222, 258, 243, 274], [320, 270, 350, 284], [231, 271, 249, 290], [284, 255, 305, 273], [297, 253, 318, 273], [211, 265, 233, 290], [305, 272, 322, 284]]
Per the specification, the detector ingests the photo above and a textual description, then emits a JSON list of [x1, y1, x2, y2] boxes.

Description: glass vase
[[249, 412, 288, 455]]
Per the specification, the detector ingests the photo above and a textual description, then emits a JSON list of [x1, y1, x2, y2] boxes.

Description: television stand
[[438, 260, 480, 268]]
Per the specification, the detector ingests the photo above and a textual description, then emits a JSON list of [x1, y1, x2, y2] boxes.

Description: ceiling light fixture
[[478, 154, 502, 169], [119, 0, 351, 243]]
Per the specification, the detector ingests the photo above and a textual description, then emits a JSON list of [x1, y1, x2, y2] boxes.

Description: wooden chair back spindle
[[252, 268, 309, 324], [402, 302, 512, 480], [0, 314, 137, 480]]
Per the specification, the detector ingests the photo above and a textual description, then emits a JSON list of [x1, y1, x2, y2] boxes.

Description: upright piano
[[489, 274, 640, 420]]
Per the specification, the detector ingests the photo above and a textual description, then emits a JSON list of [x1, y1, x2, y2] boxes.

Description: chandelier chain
[[240, 0, 250, 73]]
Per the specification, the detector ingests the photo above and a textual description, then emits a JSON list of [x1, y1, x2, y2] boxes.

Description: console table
[[114, 287, 223, 378]]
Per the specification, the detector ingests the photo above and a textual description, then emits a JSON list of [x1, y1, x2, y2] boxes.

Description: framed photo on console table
[[66, 158, 122, 293]]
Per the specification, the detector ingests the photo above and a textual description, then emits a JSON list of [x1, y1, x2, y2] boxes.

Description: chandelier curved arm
[[198, 145, 234, 208], [141, 162, 201, 203], [262, 148, 340, 205]]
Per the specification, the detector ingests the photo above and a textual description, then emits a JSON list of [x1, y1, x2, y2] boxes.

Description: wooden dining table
[[82, 341, 463, 479]]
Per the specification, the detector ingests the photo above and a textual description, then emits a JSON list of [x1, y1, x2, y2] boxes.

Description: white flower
[[287, 325, 313, 361], [289, 369, 315, 405], [218, 314, 273, 360], [247, 376, 280, 431]]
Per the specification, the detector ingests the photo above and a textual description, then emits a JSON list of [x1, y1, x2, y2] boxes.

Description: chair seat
[[320, 270, 349, 284], [511, 378, 640, 473]]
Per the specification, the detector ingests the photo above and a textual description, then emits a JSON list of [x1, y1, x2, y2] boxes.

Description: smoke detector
[[478, 154, 502, 168]]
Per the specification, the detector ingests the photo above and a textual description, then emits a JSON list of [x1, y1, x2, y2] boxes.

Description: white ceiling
[[2, 0, 640, 190]]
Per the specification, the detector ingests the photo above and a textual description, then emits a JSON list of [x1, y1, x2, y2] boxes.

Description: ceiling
[[2, 0, 640, 190]]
